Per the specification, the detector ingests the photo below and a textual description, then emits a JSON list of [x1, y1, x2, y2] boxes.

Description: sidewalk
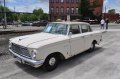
[[91, 23, 120, 27], [0, 25, 44, 34]]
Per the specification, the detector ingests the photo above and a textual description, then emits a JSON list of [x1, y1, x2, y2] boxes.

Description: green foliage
[[78, 0, 100, 20], [0, 5, 11, 12], [33, 8, 44, 20], [92, 0, 100, 8], [12, 14, 18, 21], [108, 9, 116, 14], [29, 14, 38, 21], [20, 8, 48, 22], [0, 5, 48, 22], [78, 0, 93, 19], [0, 5, 12, 21], [41, 13, 48, 20]]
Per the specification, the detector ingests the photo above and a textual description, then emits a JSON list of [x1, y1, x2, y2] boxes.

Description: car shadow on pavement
[[15, 46, 105, 79]]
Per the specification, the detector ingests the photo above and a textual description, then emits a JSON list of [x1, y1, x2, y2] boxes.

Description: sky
[[5, 0, 49, 13], [104, 0, 120, 13], [1, 0, 120, 13]]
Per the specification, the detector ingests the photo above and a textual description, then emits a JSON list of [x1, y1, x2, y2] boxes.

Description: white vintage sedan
[[9, 22, 102, 71]]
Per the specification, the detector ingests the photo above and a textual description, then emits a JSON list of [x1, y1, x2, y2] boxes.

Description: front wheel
[[43, 54, 59, 71]]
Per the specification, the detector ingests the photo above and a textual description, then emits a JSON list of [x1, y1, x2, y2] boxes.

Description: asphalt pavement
[[0, 24, 120, 79]]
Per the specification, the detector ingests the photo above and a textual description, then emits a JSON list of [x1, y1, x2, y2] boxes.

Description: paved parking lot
[[1, 25, 120, 79]]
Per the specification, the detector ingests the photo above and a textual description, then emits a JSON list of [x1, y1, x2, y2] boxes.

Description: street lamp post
[[3, 0, 7, 29], [104, 5, 106, 19]]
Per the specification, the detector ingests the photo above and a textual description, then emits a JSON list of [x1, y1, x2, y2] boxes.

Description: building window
[[66, 7, 70, 14], [71, 0, 74, 3], [76, 0, 79, 3], [61, 7, 64, 13], [70, 24, 80, 34], [56, 0, 59, 3], [56, 7, 59, 13], [76, 7, 78, 14], [50, 0, 54, 3], [66, 0, 69, 3], [51, 7, 54, 13], [71, 7, 74, 14], [61, 0, 64, 2]]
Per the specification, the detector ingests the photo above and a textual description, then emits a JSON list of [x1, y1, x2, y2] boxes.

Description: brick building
[[49, 0, 103, 21], [103, 13, 120, 22]]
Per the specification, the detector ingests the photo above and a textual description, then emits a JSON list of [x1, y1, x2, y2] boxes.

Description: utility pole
[[67, 0, 71, 21], [3, 0, 7, 29], [0, 1, 2, 5], [14, 6, 15, 13], [104, 5, 106, 19]]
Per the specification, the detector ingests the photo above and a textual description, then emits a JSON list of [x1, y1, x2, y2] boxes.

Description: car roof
[[50, 21, 90, 25]]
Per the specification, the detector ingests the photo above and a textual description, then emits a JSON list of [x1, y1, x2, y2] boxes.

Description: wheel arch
[[92, 40, 98, 44], [45, 52, 65, 62]]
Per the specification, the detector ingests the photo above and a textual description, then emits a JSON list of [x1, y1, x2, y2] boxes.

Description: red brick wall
[[103, 13, 120, 22], [49, 1, 80, 15], [49, 0, 103, 21]]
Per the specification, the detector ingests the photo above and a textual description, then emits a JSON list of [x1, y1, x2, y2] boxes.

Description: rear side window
[[70, 24, 80, 34], [81, 25, 92, 33]]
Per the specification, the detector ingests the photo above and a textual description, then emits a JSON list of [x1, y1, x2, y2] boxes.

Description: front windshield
[[43, 23, 68, 35]]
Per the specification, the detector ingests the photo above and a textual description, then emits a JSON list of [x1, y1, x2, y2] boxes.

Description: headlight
[[30, 50, 37, 59]]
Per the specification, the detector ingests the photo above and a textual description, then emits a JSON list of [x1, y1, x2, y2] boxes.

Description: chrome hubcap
[[49, 57, 56, 66]]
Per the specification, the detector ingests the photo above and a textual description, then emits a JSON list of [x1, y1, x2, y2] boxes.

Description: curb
[[0, 30, 41, 35]]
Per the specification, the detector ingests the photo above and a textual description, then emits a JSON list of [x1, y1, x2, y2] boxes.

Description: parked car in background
[[82, 17, 99, 24], [9, 22, 103, 71], [32, 20, 48, 27], [7, 22, 13, 25], [22, 21, 33, 26], [82, 19, 99, 24]]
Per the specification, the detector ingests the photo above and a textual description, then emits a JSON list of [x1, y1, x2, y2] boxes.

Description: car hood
[[10, 32, 61, 48]]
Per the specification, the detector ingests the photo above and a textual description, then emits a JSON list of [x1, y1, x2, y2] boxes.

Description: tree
[[19, 14, 28, 22], [29, 14, 38, 21], [0, 5, 11, 21], [78, 0, 93, 19], [41, 13, 48, 20], [19, 14, 38, 22], [92, 0, 100, 8], [78, 0, 101, 20], [12, 14, 18, 21], [33, 8, 44, 20], [108, 9, 116, 14]]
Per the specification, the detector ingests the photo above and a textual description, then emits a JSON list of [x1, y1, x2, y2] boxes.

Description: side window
[[81, 25, 92, 33], [70, 24, 80, 34], [88, 26, 92, 32]]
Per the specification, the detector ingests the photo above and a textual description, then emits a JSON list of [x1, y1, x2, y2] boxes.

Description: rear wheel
[[43, 54, 59, 71]]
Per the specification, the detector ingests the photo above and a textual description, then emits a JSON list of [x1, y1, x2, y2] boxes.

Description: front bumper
[[9, 49, 44, 68]]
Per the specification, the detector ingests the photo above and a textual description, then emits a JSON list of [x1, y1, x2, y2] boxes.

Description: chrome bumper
[[9, 49, 44, 68]]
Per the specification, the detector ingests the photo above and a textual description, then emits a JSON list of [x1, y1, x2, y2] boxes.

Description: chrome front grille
[[11, 43, 31, 59]]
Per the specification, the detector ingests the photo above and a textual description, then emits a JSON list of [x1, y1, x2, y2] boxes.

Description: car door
[[69, 24, 85, 56], [81, 24, 93, 50]]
